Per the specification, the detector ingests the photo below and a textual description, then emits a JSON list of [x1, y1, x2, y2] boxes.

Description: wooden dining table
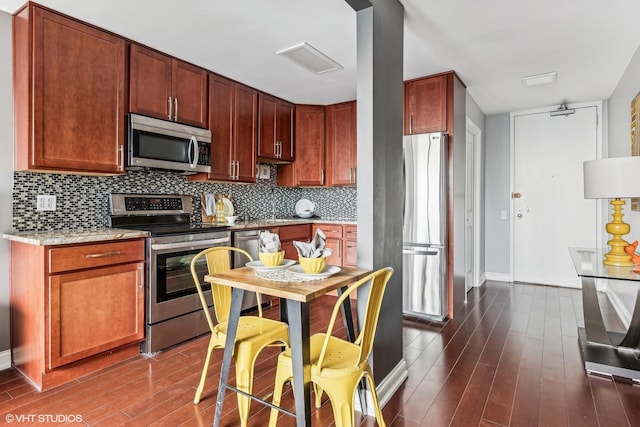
[[205, 265, 371, 427]]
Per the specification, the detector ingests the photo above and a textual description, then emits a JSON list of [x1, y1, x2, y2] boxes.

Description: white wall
[[0, 11, 13, 352], [483, 113, 510, 279], [605, 42, 640, 327]]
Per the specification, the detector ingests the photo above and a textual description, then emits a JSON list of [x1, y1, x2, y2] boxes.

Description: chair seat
[[214, 317, 289, 347], [279, 334, 361, 378]]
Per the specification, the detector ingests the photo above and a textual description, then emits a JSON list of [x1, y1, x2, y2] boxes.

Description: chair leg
[[194, 337, 216, 404], [323, 386, 356, 427], [268, 361, 291, 427], [313, 383, 324, 408], [364, 372, 385, 427]]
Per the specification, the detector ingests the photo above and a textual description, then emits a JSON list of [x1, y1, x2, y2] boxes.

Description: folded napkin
[[259, 230, 282, 253], [293, 229, 334, 258], [204, 193, 215, 216]]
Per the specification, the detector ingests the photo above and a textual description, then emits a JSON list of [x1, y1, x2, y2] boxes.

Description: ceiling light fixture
[[521, 71, 557, 87], [276, 42, 343, 74]]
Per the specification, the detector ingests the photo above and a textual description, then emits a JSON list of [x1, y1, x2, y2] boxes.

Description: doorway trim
[[466, 117, 482, 289], [508, 101, 604, 282]]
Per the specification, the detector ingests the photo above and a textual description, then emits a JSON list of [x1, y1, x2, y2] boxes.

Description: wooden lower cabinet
[[276, 224, 311, 260], [10, 239, 145, 390], [312, 223, 357, 268]]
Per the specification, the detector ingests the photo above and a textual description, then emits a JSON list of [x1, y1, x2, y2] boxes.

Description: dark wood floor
[[1, 281, 639, 426]]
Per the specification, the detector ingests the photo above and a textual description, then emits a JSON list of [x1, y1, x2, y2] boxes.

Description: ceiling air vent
[[276, 42, 343, 74]]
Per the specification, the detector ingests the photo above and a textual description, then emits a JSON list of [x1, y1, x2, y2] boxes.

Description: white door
[[512, 105, 598, 288]]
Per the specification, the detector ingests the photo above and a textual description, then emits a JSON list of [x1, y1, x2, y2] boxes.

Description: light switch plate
[[257, 164, 270, 179]]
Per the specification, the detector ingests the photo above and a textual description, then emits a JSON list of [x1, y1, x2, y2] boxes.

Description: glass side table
[[569, 247, 640, 381]]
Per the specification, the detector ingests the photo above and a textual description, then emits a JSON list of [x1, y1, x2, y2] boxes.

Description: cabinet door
[[258, 93, 278, 159], [208, 74, 235, 181], [129, 44, 173, 121], [284, 105, 325, 186], [172, 60, 208, 128], [49, 262, 144, 369], [234, 83, 258, 182], [277, 100, 295, 162], [24, 7, 126, 173], [326, 101, 357, 186], [404, 74, 448, 135], [323, 238, 342, 267], [258, 94, 294, 162]]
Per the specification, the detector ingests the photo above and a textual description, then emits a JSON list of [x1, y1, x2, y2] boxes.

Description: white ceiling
[[3, 0, 640, 115]]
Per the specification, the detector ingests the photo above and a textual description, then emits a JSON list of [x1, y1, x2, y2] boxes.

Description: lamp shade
[[584, 156, 640, 199]]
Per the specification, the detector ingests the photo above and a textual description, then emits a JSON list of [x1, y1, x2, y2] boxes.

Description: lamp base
[[603, 198, 633, 267]]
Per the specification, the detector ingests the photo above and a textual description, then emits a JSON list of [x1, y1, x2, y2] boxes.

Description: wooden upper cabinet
[[130, 44, 207, 128], [13, 5, 126, 174], [279, 105, 325, 187], [404, 74, 448, 135], [233, 83, 258, 182], [201, 74, 256, 183], [326, 101, 357, 186], [258, 93, 295, 163]]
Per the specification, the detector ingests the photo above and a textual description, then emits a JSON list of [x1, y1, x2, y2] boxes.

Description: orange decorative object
[[623, 241, 640, 264]]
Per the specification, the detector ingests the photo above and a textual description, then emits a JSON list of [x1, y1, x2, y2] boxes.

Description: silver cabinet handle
[[235, 160, 240, 180], [85, 251, 121, 258], [118, 145, 124, 171], [409, 114, 413, 134], [321, 169, 325, 185], [229, 161, 234, 178], [137, 263, 144, 289], [168, 96, 173, 120], [174, 97, 178, 121]]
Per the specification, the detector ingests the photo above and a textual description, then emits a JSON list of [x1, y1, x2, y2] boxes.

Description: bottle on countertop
[[215, 195, 226, 224]]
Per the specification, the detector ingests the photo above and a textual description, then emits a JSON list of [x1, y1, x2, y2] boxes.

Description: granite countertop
[[228, 218, 356, 230], [2, 218, 356, 246], [3, 228, 149, 246]]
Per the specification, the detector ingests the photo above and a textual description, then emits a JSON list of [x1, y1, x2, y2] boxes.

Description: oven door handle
[[151, 237, 230, 251]]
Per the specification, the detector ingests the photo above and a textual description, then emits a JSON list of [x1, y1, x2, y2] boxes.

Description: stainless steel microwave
[[127, 114, 212, 174]]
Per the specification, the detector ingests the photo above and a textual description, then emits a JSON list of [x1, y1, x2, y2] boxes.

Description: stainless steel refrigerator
[[403, 132, 448, 321]]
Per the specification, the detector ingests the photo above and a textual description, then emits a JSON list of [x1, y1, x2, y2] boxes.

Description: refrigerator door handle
[[403, 248, 438, 256]]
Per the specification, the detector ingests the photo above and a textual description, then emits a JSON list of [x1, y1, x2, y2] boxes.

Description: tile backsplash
[[12, 165, 357, 232]]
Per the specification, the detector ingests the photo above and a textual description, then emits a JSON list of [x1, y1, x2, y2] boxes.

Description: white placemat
[[255, 269, 323, 282]]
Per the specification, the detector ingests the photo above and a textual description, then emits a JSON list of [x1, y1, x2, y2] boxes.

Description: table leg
[[286, 300, 311, 427], [213, 287, 245, 427], [578, 277, 640, 380], [337, 286, 356, 341]]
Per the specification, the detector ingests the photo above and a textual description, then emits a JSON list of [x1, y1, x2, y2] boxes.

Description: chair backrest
[[316, 267, 394, 370], [190, 246, 254, 330]]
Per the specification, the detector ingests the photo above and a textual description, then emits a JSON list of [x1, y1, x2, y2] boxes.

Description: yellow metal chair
[[191, 246, 289, 427], [268, 267, 394, 427]]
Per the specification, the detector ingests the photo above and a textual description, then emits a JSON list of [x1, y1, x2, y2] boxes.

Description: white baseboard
[[354, 358, 408, 416], [485, 272, 510, 282], [476, 272, 487, 287], [0, 350, 10, 371]]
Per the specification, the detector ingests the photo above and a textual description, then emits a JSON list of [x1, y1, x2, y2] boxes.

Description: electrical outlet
[[37, 195, 56, 211], [257, 164, 271, 179]]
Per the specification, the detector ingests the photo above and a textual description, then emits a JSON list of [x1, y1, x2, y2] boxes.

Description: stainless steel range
[[109, 193, 230, 354]]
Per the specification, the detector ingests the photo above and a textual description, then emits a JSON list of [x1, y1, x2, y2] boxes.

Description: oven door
[[147, 233, 230, 324]]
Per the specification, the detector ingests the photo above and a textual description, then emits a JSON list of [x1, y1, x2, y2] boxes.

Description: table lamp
[[584, 156, 640, 266]]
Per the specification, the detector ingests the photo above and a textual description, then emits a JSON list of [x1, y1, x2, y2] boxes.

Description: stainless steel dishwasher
[[232, 229, 265, 310]]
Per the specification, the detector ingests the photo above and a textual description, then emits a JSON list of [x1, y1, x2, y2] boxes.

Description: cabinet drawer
[[313, 223, 343, 239], [344, 225, 357, 240], [278, 224, 311, 241], [49, 239, 145, 274]]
